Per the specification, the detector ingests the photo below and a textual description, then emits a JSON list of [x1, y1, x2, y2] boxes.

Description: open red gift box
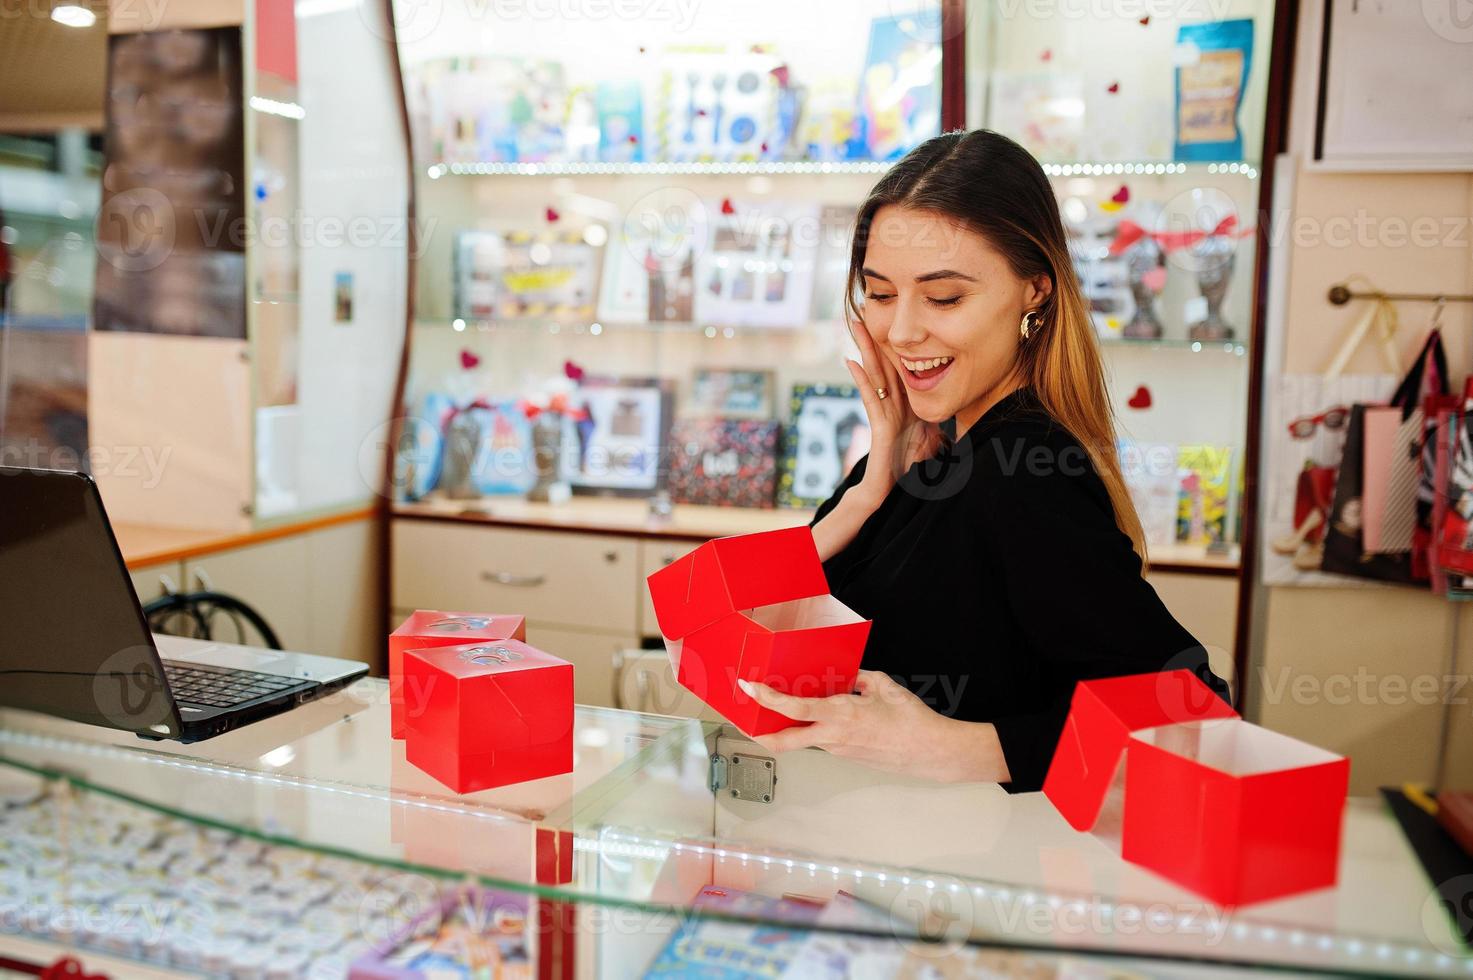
[[389, 611, 527, 739], [1043, 670, 1350, 907], [402, 638, 573, 794], [646, 526, 871, 737]]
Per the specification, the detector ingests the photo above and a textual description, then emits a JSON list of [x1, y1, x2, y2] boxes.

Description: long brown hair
[[845, 129, 1148, 565]]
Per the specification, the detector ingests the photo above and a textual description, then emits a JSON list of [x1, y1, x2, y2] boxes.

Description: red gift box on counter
[[645, 526, 870, 736], [390, 611, 527, 739], [1043, 670, 1350, 907], [402, 638, 573, 794]]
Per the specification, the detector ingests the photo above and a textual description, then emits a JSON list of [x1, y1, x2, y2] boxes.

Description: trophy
[[1123, 235, 1166, 339], [1187, 233, 1236, 341]]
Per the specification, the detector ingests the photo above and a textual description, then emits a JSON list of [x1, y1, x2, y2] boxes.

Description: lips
[[898, 355, 955, 392]]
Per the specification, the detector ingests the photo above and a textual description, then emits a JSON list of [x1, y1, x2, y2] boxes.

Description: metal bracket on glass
[[709, 751, 776, 804]]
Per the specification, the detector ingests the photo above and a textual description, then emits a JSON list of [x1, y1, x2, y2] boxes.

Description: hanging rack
[[1328, 283, 1473, 306]]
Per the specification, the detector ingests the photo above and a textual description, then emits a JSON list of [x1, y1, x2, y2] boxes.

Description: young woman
[[740, 130, 1229, 792]]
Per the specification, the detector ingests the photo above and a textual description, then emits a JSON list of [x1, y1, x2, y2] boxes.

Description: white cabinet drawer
[[637, 539, 695, 638], [528, 625, 635, 709], [392, 520, 639, 633]]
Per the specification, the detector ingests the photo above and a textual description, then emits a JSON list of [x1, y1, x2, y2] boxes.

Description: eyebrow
[[861, 267, 978, 284]]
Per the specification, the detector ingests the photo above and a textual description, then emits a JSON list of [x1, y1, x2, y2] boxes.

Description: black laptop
[[0, 466, 368, 741]]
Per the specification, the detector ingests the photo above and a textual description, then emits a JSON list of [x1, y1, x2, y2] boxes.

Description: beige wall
[[1247, 0, 1473, 794]]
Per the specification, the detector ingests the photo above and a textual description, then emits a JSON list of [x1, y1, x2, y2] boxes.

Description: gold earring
[[1020, 310, 1037, 341]]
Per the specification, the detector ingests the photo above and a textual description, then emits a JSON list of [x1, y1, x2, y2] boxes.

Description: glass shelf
[[429, 161, 895, 178]]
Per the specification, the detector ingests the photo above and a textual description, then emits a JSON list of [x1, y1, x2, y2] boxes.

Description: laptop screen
[[0, 466, 180, 736]]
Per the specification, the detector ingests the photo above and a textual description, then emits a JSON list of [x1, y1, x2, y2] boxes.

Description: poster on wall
[[559, 377, 674, 495], [94, 28, 246, 338], [694, 200, 819, 329], [778, 383, 870, 508], [454, 230, 602, 321]]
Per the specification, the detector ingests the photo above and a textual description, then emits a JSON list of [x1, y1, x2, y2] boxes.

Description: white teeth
[[902, 356, 953, 372]]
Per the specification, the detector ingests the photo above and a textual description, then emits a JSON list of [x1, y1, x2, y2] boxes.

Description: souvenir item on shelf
[[453, 230, 601, 322], [402, 638, 574, 794], [796, 79, 861, 161], [389, 610, 527, 739], [689, 368, 775, 418], [650, 55, 781, 163], [646, 526, 871, 736], [809, 204, 858, 323], [1176, 444, 1233, 547], [408, 57, 568, 164], [350, 885, 532, 979], [694, 199, 820, 329], [987, 71, 1085, 162], [853, 14, 943, 161], [778, 383, 869, 508], [667, 419, 781, 509], [393, 393, 451, 503], [1045, 670, 1349, 907], [1174, 19, 1254, 163], [1118, 440, 1179, 548], [1187, 232, 1238, 341], [596, 78, 644, 162], [1067, 209, 1133, 339], [1109, 214, 1168, 340], [521, 376, 587, 504], [598, 188, 706, 324], [642, 885, 823, 977], [559, 376, 673, 495]]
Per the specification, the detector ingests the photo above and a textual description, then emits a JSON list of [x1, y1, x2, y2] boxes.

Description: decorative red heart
[[720, 198, 736, 215], [545, 207, 560, 223], [1107, 81, 1120, 94], [628, 134, 639, 144], [1127, 385, 1152, 409], [1139, 14, 1150, 24], [696, 108, 708, 117], [760, 142, 769, 153], [1110, 184, 1130, 204], [460, 349, 481, 370], [563, 359, 585, 382], [1040, 48, 1052, 61]]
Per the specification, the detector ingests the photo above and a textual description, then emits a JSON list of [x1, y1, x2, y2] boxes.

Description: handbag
[[1373, 327, 1448, 553]]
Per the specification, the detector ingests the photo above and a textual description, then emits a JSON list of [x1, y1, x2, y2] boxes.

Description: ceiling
[[0, 2, 107, 133]]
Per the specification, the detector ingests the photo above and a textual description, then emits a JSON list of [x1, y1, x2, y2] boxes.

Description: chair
[[141, 590, 283, 651]]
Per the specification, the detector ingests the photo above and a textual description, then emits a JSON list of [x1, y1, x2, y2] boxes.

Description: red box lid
[[1043, 670, 1237, 832], [404, 638, 568, 681], [392, 611, 527, 642], [646, 527, 829, 642]]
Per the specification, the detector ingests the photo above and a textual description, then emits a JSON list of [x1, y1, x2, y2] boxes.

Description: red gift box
[[645, 526, 870, 736], [1043, 670, 1349, 906], [390, 611, 527, 739], [402, 639, 573, 794]]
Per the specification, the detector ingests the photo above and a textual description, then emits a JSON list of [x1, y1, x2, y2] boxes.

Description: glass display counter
[[0, 671, 1462, 978]]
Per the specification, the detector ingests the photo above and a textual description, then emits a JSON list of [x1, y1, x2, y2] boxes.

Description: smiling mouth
[[900, 355, 954, 383]]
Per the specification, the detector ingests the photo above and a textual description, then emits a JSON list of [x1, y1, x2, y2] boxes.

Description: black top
[[809, 386, 1228, 792]]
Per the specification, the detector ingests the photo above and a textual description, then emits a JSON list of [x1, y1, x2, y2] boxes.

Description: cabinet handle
[[193, 568, 214, 592], [603, 550, 619, 563], [480, 570, 546, 587], [661, 554, 675, 566]]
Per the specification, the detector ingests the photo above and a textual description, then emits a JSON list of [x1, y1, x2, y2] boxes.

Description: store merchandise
[[411, 57, 569, 163], [559, 376, 674, 495], [689, 368, 775, 418], [809, 205, 859, 323], [453, 230, 602, 322], [1174, 19, 1254, 163], [597, 190, 705, 324], [778, 383, 869, 508], [350, 885, 532, 979], [643, 885, 824, 977], [1118, 440, 1179, 548], [1176, 445, 1234, 547], [0, 773, 404, 974], [646, 526, 871, 736], [403, 638, 574, 794], [389, 611, 528, 739], [668, 419, 782, 509], [649, 55, 785, 164], [694, 200, 820, 329], [1044, 670, 1349, 906], [853, 14, 943, 162]]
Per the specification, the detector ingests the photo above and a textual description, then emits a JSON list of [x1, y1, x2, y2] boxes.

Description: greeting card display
[[778, 384, 870, 508], [402, 639, 573, 794], [1044, 670, 1349, 906], [560, 376, 674, 495], [694, 200, 820, 329], [453, 230, 601, 322], [389, 611, 528, 739], [646, 527, 870, 736], [667, 419, 781, 509]]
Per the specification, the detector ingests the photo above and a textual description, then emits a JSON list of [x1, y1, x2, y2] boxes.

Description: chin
[[905, 392, 954, 425]]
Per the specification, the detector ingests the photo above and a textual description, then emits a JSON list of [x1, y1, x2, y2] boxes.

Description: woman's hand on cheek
[[737, 671, 1003, 783]]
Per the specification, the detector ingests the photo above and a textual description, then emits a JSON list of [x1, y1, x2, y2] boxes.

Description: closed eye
[[928, 296, 963, 308], [865, 292, 895, 303]]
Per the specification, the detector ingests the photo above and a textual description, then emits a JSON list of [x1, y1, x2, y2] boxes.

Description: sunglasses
[[1287, 406, 1349, 439]]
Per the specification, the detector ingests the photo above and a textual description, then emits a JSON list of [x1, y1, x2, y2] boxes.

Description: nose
[[886, 296, 929, 349]]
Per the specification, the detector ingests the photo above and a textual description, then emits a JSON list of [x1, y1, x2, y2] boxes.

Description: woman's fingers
[[752, 724, 829, 755], [738, 678, 821, 722], [847, 320, 887, 391]]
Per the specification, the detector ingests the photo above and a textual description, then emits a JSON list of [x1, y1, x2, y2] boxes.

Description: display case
[[0, 687, 1461, 977]]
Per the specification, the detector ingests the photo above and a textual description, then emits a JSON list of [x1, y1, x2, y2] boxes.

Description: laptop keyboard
[[162, 662, 308, 709]]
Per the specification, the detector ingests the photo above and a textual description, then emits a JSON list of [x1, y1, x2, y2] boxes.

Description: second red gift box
[[389, 611, 527, 738]]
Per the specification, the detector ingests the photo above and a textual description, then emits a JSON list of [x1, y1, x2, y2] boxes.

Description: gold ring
[[876, 387, 889, 400]]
